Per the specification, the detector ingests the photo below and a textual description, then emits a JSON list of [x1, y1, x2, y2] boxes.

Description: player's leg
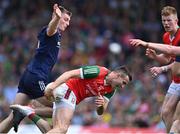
[[47, 106, 74, 134], [10, 104, 51, 133], [0, 111, 14, 133], [170, 98, 180, 133], [161, 82, 180, 132], [47, 84, 76, 134], [32, 96, 53, 118], [0, 93, 31, 133], [161, 94, 179, 132]]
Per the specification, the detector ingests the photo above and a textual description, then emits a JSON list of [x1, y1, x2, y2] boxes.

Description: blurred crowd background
[[0, 0, 179, 130]]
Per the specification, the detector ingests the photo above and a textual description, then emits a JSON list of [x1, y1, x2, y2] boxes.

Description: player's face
[[59, 13, 71, 31], [108, 72, 130, 89], [161, 14, 178, 33]]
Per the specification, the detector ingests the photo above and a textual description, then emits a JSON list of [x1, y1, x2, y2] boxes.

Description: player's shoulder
[[175, 28, 180, 38], [162, 32, 169, 43], [37, 26, 48, 36], [97, 65, 108, 71], [163, 32, 169, 39], [97, 65, 109, 75]]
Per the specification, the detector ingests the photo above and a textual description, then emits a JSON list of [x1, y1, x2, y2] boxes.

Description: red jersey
[[66, 66, 115, 104], [163, 28, 180, 83]]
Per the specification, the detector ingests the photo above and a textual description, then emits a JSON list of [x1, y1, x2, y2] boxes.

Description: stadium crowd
[[0, 0, 179, 130]]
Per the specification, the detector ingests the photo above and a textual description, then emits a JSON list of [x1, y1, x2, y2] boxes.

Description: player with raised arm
[[11, 65, 132, 134], [0, 3, 72, 133]]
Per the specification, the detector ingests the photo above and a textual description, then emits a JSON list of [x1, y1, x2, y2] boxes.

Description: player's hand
[[95, 92, 105, 107], [150, 66, 163, 77], [146, 48, 157, 59], [129, 39, 148, 47], [53, 4, 62, 18], [44, 82, 55, 101]]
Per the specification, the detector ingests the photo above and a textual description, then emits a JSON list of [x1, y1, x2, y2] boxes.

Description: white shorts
[[53, 83, 76, 110], [167, 82, 180, 97]]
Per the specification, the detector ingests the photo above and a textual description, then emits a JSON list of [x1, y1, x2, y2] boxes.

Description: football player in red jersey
[[10, 65, 132, 133], [129, 6, 180, 132], [44, 65, 132, 134], [129, 39, 180, 133]]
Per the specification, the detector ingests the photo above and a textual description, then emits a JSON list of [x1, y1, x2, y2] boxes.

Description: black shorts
[[18, 70, 48, 99]]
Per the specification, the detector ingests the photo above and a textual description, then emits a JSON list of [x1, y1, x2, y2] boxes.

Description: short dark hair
[[113, 65, 132, 81], [59, 6, 72, 17]]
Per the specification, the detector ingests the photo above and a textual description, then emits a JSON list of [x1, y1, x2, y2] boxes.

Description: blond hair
[[161, 6, 177, 18]]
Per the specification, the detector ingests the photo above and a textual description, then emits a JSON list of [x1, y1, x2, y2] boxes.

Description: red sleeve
[[97, 66, 109, 77]]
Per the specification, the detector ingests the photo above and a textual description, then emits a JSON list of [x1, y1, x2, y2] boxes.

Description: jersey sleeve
[[103, 90, 116, 101], [80, 65, 100, 79]]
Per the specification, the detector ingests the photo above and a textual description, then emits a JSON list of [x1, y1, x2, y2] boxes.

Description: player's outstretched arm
[[146, 48, 171, 64], [147, 42, 180, 55], [150, 63, 173, 77], [47, 4, 62, 36], [129, 39, 180, 55]]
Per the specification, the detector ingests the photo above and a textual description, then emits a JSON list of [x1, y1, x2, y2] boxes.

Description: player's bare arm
[[130, 39, 171, 64], [47, 4, 62, 36], [146, 48, 171, 64], [147, 42, 180, 55], [150, 63, 173, 77], [146, 48, 157, 59], [130, 39, 176, 64], [44, 69, 80, 98], [130, 39, 180, 55]]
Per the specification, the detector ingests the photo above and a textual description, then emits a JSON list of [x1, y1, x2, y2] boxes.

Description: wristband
[[161, 66, 168, 72]]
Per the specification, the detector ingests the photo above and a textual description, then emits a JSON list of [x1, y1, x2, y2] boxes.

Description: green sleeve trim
[[104, 90, 116, 100], [80, 66, 100, 79]]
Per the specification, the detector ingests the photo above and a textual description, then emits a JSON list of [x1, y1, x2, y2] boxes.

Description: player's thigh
[[174, 101, 180, 120], [162, 94, 179, 113], [35, 96, 53, 107], [13, 93, 31, 105], [53, 83, 76, 127], [54, 107, 74, 129], [162, 82, 180, 111]]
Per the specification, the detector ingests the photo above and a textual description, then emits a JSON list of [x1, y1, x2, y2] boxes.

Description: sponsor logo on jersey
[[56, 41, 61, 48]]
